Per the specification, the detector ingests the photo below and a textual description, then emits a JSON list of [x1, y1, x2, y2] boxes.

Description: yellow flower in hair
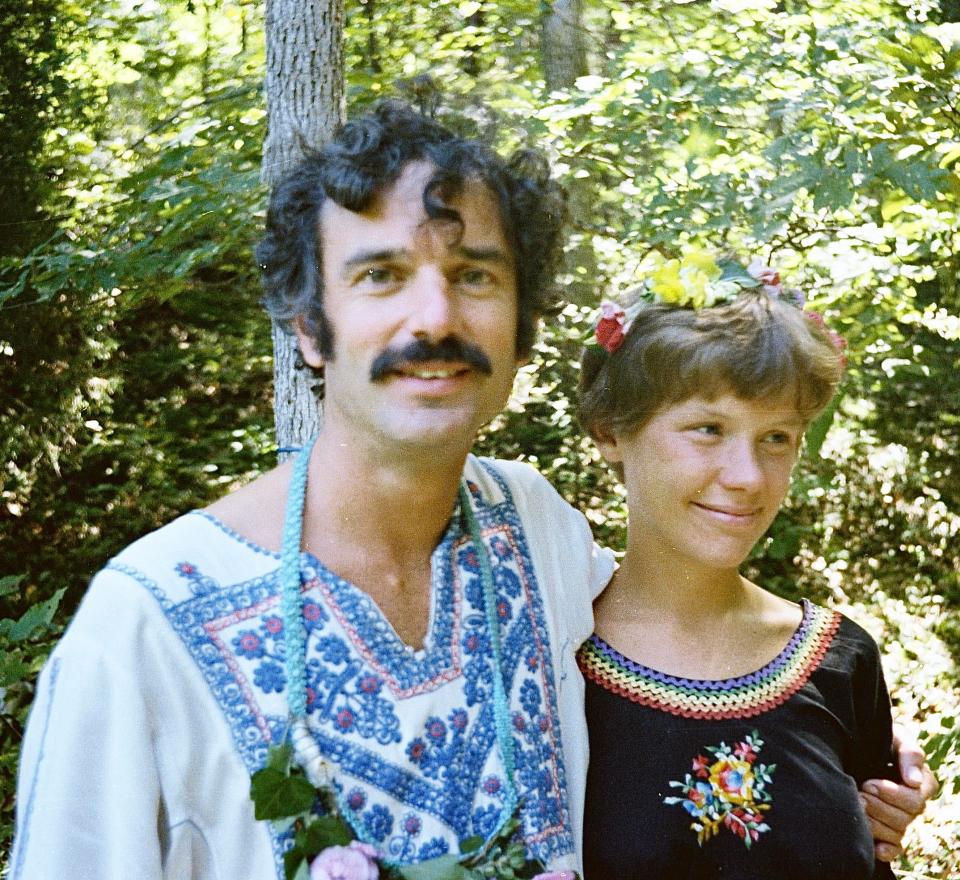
[[683, 248, 722, 280], [639, 248, 748, 310], [647, 248, 729, 307], [679, 265, 712, 308], [648, 257, 686, 303]]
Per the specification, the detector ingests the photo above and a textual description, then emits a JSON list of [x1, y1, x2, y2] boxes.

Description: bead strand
[[459, 483, 519, 825], [280, 437, 316, 720]]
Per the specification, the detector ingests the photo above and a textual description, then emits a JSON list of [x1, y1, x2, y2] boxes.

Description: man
[[12, 101, 933, 878]]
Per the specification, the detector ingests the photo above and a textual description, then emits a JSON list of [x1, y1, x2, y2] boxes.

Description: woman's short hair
[[578, 291, 844, 441]]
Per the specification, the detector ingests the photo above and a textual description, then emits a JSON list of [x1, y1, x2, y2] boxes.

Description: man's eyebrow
[[342, 248, 407, 271], [455, 245, 514, 266], [342, 245, 513, 272]]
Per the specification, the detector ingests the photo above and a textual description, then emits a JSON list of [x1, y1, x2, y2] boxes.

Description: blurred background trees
[[1, 0, 957, 872]]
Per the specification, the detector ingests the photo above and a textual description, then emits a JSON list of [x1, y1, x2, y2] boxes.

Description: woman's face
[[597, 392, 805, 573]]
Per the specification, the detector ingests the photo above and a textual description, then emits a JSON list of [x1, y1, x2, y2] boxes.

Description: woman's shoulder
[[801, 603, 887, 695]]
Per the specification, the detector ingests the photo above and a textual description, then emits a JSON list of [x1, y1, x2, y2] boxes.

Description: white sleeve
[[10, 573, 165, 880]]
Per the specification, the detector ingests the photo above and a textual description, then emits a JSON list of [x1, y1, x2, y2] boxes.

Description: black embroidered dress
[[578, 600, 896, 880]]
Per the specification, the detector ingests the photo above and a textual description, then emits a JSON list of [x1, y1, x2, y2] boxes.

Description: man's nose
[[408, 269, 457, 339]]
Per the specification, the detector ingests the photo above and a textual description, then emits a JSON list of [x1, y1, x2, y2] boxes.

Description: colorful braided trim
[[577, 600, 841, 720]]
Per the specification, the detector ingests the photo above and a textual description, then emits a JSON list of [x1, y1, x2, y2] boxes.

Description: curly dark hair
[[257, 100, 568, 359]]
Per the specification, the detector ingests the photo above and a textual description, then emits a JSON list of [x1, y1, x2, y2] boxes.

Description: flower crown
[[592, 249, 845, 360]]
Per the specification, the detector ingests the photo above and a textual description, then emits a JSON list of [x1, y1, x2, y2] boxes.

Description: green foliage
[[0, 1, 82, 255], [250, 766, 318, 821], [0, 576, 66, 855]]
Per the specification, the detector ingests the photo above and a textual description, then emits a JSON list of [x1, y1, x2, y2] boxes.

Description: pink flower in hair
[[805, 311, 847, 368], [746, 259, 783, 296]]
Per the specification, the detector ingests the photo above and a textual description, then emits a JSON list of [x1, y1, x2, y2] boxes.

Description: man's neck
[[303, 428, 469, 557], [294, 429, 471, 648]]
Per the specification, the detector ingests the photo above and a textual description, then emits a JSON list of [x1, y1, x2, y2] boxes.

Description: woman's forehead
[[660, 390, 806, 423]]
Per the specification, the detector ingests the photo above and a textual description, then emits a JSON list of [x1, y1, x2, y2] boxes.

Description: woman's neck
[[604, 540, 747, 623], [593, 547, 801, 681]]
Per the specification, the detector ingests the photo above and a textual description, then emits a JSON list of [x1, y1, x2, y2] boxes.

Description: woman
[[576, 252, 896, 878]]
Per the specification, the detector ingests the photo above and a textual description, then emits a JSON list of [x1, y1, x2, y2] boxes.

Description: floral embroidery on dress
[[175, 561, 221, 596], [664, 731, 774, 848]]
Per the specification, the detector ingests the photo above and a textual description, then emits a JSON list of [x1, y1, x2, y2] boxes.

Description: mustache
[[369, 337, 493, 382]]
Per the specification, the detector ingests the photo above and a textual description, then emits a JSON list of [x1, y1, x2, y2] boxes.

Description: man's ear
[[293, 316, 324, 369]]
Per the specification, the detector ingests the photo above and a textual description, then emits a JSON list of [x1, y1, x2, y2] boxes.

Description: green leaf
[[5, 588, 66, 642], [0, 654, 32, 688], [250, 767, 316, 820], [283, 847, 307, 880], [885, 161, 948, 201], [812, 167, 853, 211], [288, 855, 311, 880], [0, 574, 25, 599], [458, 835, 484, 854], [266, 741, 294, 773], [295, 815, 355, 855], [398, 853, 470, 880]]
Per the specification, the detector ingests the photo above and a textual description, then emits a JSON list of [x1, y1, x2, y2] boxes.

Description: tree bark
[[541, 0, 587, 93], [540, 0, 596, 305], [262, 0, 345, 454]]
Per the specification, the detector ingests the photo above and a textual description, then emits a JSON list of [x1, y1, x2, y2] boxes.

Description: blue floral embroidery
[[110, 460, 575, 874], [253, 661, 286, 694], [417, 838, 450, 860], [175, 561, 220, 596], [234, 630, 268, 659], [363, 803, 394, 843], [303, 638, 402, 746]]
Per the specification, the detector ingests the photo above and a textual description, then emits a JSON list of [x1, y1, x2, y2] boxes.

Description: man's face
[[298, 161, 519, 459]]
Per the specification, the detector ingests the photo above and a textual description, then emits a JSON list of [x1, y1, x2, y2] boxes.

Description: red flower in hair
[[595, 301, 630, 353]]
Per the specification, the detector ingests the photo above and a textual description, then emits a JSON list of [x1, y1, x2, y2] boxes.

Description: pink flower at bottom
[[309, 841, 380, 880], [532, 872, 579, 880]]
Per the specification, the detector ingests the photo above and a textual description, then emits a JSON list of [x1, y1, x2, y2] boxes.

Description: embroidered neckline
[[189, 510, 283, 558], [279, 440, 520, 863], [577, 599, 841, 720]]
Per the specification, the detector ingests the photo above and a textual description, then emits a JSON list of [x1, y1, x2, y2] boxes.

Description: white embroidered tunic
[[12, 457, 614, 880]]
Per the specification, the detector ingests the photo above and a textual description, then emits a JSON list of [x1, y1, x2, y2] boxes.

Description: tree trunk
[[540, 0, 596, 306], [541, 0, 587, 93], [262, 0, 345, 454]]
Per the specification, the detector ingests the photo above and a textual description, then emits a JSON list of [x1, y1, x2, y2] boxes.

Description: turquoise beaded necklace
[[279, 439, 518, 855]]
